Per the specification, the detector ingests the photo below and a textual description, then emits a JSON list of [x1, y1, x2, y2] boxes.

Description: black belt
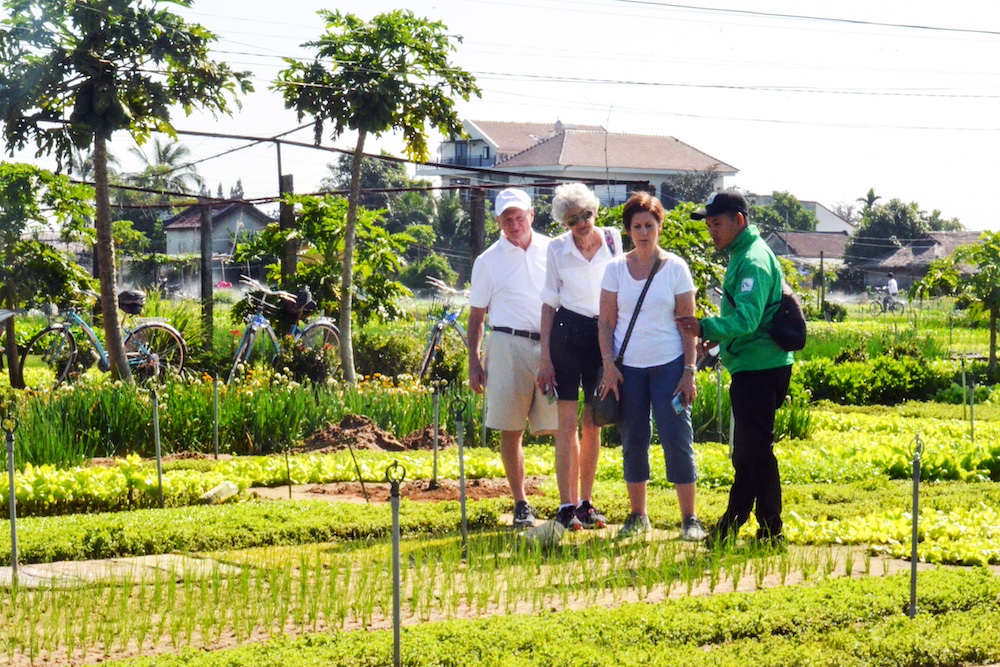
[[492, 327, 541, 341]]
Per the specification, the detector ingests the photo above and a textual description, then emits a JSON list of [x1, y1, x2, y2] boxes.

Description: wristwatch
[[683, 365, 697, 372]]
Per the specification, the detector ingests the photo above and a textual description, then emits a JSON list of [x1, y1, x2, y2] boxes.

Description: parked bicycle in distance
[[227, 275, 340, 383], [869, 286, 905, 316], [19, 290, 187, 389], [418, 277, 469, 381]]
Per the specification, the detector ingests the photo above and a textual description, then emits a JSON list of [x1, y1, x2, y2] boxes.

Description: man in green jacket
[[676, 190, 793, 544]]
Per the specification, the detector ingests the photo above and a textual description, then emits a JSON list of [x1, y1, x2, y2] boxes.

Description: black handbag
[[591, 256, 662, 427]]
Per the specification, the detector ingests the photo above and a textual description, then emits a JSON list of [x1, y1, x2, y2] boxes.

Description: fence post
[[4, 417, 18, 588], [385, 461, 406, 667]]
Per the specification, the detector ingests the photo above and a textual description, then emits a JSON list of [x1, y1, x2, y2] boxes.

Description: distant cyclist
[[885, 272, 899, 307]]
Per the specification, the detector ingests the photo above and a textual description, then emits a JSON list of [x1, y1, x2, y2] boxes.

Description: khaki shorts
[[483, 332, 558, 434]]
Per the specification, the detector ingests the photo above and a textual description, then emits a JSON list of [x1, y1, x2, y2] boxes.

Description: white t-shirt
[[887, 278, 899, 296], [601, 252, 695, 368], [469, 231, 551, 332], [540, 227, 623, 318]]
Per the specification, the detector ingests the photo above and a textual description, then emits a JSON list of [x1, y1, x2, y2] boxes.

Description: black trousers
[[717, 364, 792, 539]]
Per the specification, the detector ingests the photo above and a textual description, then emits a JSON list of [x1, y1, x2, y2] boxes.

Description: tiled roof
[[467, 120, 604, 155], [765, 231, 849, 259], [163, 203, 275, 229], [859, 231, 982, 271], [494, 130, 738, 173]]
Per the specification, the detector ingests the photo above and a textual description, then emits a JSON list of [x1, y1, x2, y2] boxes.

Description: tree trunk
[[4, 287, 22, 388], [990, 305, 997, 376], [339, 133, 366, 384], [94, 135, 132, 382], [200, 204, 214, 352]]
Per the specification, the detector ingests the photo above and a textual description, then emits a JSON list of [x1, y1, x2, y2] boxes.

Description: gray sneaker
[[513, 501, 537, 529], [617, 512, 651, 539], [681, 515, 707, 542]]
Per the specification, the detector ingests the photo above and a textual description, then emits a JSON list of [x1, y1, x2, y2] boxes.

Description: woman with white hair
[[537, 182, 623, 531]]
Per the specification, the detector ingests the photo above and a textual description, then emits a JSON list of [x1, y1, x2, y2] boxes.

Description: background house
[[856, 230, 982, 289], [417, 119, 737, 206], [163, 203, 273, 256], [764, 230, 849, 278]]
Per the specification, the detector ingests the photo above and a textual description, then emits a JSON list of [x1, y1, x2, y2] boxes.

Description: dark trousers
[[717, 364, 792, 539]]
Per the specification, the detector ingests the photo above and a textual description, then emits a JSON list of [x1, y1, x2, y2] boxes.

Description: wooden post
[[470, 187, 486, 263], [200, 204, 214, 351], [279, 174, 297, 287]]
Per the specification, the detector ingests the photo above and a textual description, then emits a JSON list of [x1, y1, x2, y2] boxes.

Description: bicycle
[[227, 275, 340, 383], [418, 277, 469, 380], [868, 287, 905, 316], [19, 291, 187, 388]]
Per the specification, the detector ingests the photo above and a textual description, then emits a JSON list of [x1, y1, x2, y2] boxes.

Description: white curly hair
[[551, 183, 600, 227]]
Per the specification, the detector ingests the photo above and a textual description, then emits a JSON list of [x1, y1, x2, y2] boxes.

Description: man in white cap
[[468, 187, 558, 528]]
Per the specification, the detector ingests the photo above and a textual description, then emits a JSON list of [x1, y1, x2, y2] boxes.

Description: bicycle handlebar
[[425, 276, 469, 298], [238, 275, 296, 302]]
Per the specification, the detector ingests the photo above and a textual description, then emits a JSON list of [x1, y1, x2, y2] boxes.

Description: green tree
[[926, 209, 964, 232], [857, 187, 881, 213], [0, 162, 94, 386], [0, 0, 251, 382], [659, 169, 719, 209], [750, 191, 818, 232], [913, 231, 999, 372], [275, 9, 480, 383], [845, 198, 928, 268]]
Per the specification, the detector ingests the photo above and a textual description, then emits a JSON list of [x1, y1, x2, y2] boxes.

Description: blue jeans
[[619, 356, 696, 485]]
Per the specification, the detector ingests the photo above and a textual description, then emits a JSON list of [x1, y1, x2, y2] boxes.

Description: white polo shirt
[[469, 231, 551, 332], [540, 227, 622, 318]]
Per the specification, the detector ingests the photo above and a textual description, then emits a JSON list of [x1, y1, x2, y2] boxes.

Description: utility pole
[[470, 187, 486, 265], [276, 142, 297, 287]]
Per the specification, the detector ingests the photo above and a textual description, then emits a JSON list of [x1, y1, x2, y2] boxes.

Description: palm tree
[[856, 188, 881, 214], [128, 138, 204, 196]]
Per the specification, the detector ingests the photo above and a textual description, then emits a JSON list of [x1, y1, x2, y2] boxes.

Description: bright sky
[[7, 0, 1000, 230]]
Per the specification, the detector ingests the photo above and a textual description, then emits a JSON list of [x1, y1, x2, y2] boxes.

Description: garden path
[[0, 554, 240, 589]]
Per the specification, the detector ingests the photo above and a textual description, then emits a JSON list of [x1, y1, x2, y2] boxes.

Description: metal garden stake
[[385, 461, 406, 667], [151, 388, 164, 508], [213, 375, 220, 459], [4, 417, 18, 586], [969, 377, 975, 443], [909, 433, 924, 619], [451, 397, 469, 560], [430, 382, 440, 489]]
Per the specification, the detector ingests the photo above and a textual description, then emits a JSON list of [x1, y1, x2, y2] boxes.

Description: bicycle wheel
[[227, 329, 256, 383], [124, 323, 187, 381], [418, 325, 444, 380], [889, 301, 905, 316], [869, 302, 883, 316], [20, 325, 77, 389], [297, 322, 341, 357]]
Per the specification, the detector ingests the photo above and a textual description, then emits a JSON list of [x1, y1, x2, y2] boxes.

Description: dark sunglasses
[[566, 210, 595, 227]]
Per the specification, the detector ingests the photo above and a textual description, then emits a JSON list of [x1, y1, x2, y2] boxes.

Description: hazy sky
[[6, 0, 1000, 231]]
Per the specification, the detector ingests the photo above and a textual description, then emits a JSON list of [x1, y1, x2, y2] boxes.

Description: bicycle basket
[[117, 289, 146, 315]]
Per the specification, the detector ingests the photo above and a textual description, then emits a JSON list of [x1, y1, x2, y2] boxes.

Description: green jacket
[[700, 224, 794, 374]]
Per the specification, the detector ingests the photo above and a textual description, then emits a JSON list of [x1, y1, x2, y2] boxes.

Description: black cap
[[691, 190, 749, 220]]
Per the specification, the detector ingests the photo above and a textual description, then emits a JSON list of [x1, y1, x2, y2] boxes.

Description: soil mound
[[298, 414, 405, 453], [401, 426, 457, 450]]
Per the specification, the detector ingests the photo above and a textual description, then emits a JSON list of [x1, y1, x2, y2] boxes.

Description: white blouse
[[540, 227, 623, 318], [600, 252, 695, 368]]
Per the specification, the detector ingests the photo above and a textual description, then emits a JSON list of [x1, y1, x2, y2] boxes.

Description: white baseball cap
[[494, 188, 532, 216]]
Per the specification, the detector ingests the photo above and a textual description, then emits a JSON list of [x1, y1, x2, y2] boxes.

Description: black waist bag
[[768, 281, 806, 351]]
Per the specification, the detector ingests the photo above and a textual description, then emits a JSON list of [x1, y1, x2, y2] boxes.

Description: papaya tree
[[274, 9, 480, 383], [0, 0, 251, 381]]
